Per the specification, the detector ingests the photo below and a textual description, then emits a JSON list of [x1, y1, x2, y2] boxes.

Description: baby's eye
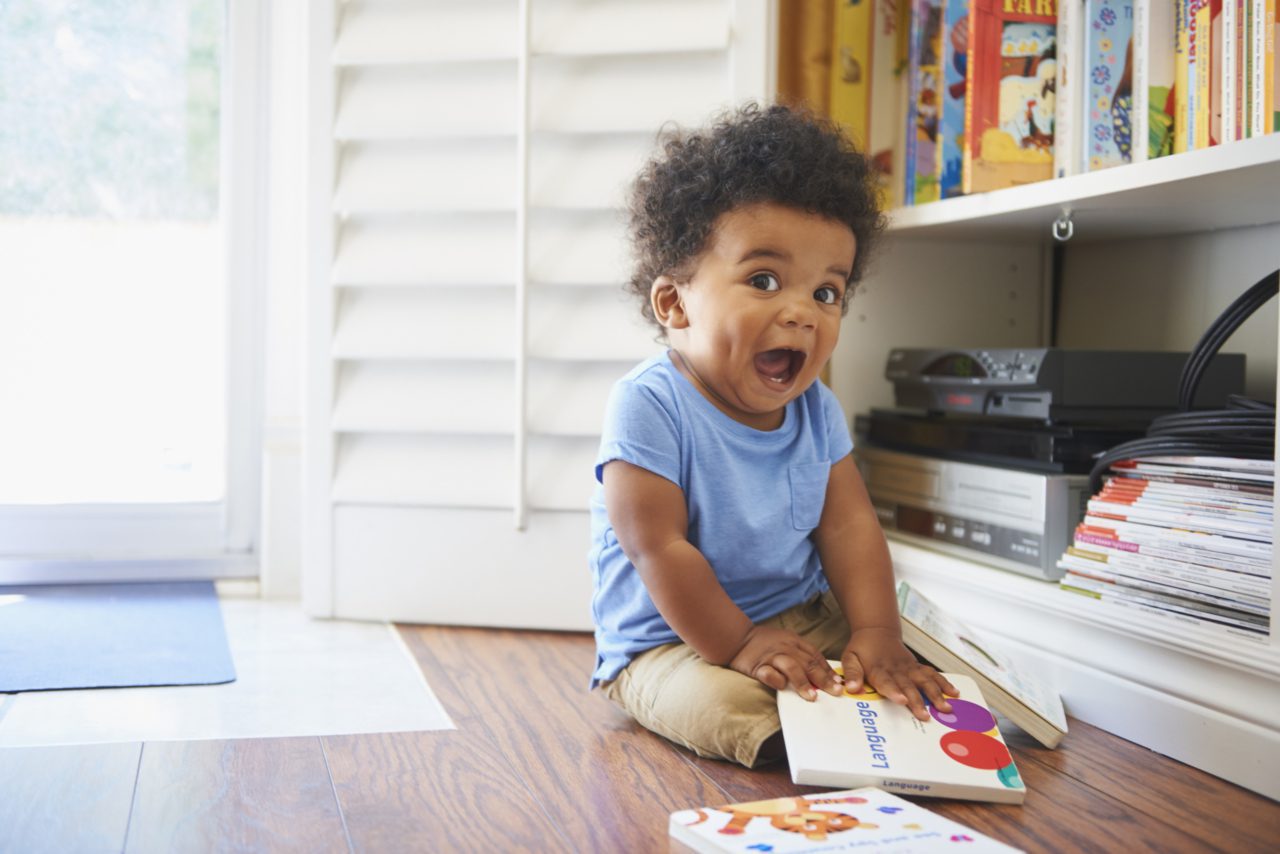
[[748, 273, 780, 292], [814, 285, 841, 305]]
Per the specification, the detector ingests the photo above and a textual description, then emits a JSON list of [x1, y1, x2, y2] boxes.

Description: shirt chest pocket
[[788, 462, 830, 531]]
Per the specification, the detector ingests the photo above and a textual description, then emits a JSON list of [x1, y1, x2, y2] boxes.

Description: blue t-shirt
[[589, 351, 854, 687]]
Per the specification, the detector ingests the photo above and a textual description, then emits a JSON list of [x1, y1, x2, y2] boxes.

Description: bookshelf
[[887, 133, 1280, 241], [839, 140, 1280, 799]]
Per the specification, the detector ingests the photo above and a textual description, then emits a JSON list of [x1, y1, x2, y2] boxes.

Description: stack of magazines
[[1057, 456, 1272, 641]]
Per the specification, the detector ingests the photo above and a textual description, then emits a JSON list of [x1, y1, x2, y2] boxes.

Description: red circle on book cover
[[939, 730, 1012, 770]]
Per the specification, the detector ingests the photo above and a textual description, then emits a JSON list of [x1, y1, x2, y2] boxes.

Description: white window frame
[[0, 0, 267, 584]]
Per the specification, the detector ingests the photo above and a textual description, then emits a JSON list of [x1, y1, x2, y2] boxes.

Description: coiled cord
[[1088, 270, 1279, 493]]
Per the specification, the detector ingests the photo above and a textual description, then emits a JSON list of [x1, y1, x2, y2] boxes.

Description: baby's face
[[663, 202, 855, 431]]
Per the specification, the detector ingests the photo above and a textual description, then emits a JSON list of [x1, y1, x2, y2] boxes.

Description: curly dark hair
[[626, 102, 886, 331]]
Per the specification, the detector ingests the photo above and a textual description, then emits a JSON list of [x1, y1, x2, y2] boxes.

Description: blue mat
[[0, 581, 236, 692]]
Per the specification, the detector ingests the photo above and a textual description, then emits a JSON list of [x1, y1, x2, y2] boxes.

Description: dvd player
[[854, 445, 1088, 580], [886, 348, 1245, 421], [854, 409, 1146, 474]]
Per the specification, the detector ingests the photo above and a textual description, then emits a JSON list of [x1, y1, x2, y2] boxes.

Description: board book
[[963, 0, 1059, 192], [1084, 0, 1137, 169], [777, 668, 1027, 804], [897, 582, 1068, 748], [668, 786, 1022, 853]]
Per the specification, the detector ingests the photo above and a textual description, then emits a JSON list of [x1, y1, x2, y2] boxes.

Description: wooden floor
[[2, 626, 1278, 853]]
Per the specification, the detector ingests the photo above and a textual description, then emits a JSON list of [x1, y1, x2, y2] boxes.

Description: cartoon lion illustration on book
[[685, 794, 878, 841]]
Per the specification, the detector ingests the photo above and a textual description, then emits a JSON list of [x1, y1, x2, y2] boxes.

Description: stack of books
[[1057, 456, 1272, 640]]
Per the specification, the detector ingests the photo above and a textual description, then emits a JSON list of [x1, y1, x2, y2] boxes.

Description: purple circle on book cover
[[929, 698, 996, 733]]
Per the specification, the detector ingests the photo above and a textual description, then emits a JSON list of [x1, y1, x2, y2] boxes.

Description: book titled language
[[778, 668, 1026, 804]]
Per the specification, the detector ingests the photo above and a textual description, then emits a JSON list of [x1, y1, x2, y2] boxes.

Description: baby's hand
[[841, 627, 958, 721], [728, 625, 843, 701]]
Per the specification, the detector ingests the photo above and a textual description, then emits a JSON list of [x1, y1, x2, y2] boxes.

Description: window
[[0, 0, 261, 579]]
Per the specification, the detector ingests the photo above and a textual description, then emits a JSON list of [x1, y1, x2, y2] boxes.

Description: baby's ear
[[650, 276, 688, 329]]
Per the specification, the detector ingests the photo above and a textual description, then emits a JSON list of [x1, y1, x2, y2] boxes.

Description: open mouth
[[755, 348, 806, 385]]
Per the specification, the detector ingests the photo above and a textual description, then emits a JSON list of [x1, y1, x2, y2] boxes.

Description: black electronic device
[[885, 348, 1246, 422], [854, 409, 1147, 474]]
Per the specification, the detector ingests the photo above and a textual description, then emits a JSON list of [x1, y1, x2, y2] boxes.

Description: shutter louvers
[[309, 0, 769, 625]]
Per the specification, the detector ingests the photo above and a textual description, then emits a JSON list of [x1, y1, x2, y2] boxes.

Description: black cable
[[1088, 269, 1279, 494]]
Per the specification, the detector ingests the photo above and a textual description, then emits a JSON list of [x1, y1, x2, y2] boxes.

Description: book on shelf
[[1193, 0, 1210, 148], [1132, 0, 1178, 160], [1084, 0, 1138, 169], [1254, 0, 1274, 135], [897, 582, 1069, 748], [1235, 0, 1245, 139], [668, 786, 1023, 853], [830, 0, 874, 148], [962, 0, 1059, 193], [870, 0, 912, 208], [778, 667, 1027, 804], [939, 0, 971, 197], [1204, 0, 1221, 146], [907, 0, 946, 203], [1223, 0, 1237, 141], [1056, 0, 1086, 175], [1175, 0, 1194, 150]]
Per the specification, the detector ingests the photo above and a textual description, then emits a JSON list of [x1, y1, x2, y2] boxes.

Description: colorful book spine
[[1057, 0, 1087, 175], [939, 0, 971, 196], [909, 0, 945, 203], [869, 0, 909, 207], [1136, 0, 1177, 159], [905, 0, 921, 203], [829, 0, 875, 148], [1213, 0, 1223, 143], [1176, 0, 1190, 150], [1192, 0, 1203, 147], [963, 0, 1059, 193], [1237, 0, 1247, 138], [1250, 0, 1263, 135], [1085, 0, 1137, 169], [1224, 0, 1237, 141], [1246, 0, 1255, 135], [1267, 0, 1277, 132]]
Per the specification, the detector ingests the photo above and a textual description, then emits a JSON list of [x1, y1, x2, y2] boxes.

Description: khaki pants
[[600, 589, 850, 768]]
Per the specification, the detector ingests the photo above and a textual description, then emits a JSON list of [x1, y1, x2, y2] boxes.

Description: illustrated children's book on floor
[[777, 668, 1026, 804], [668, 786, 1023, 853]]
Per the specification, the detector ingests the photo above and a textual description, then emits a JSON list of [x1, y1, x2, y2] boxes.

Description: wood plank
[[323, 730, 569, 851], [1004, 717, 1280, 852], [397, 625, 724, 851], [125, 738, 348, 853], [0, 742, 141, 852], [924, 753, 1216, 854]]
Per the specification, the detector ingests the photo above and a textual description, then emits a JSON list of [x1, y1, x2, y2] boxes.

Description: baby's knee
[[649, 661, 782, 766]]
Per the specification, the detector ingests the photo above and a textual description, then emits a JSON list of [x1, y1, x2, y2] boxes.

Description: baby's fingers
[[871, 670, 930, 721], [915, 670, 958, 713], [765, 655, 818, 701], [803, 657, 843, 696], [752, 663, 788, 693]]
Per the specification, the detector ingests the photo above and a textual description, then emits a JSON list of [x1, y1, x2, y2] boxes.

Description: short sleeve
[[594, 378, 683, 487], [819, 382, 854, 463]]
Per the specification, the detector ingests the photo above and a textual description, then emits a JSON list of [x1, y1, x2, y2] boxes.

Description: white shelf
[[887, 134, 1280, 243]]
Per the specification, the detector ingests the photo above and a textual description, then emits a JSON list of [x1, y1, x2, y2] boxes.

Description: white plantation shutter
[[306, 0, 772, 627]]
